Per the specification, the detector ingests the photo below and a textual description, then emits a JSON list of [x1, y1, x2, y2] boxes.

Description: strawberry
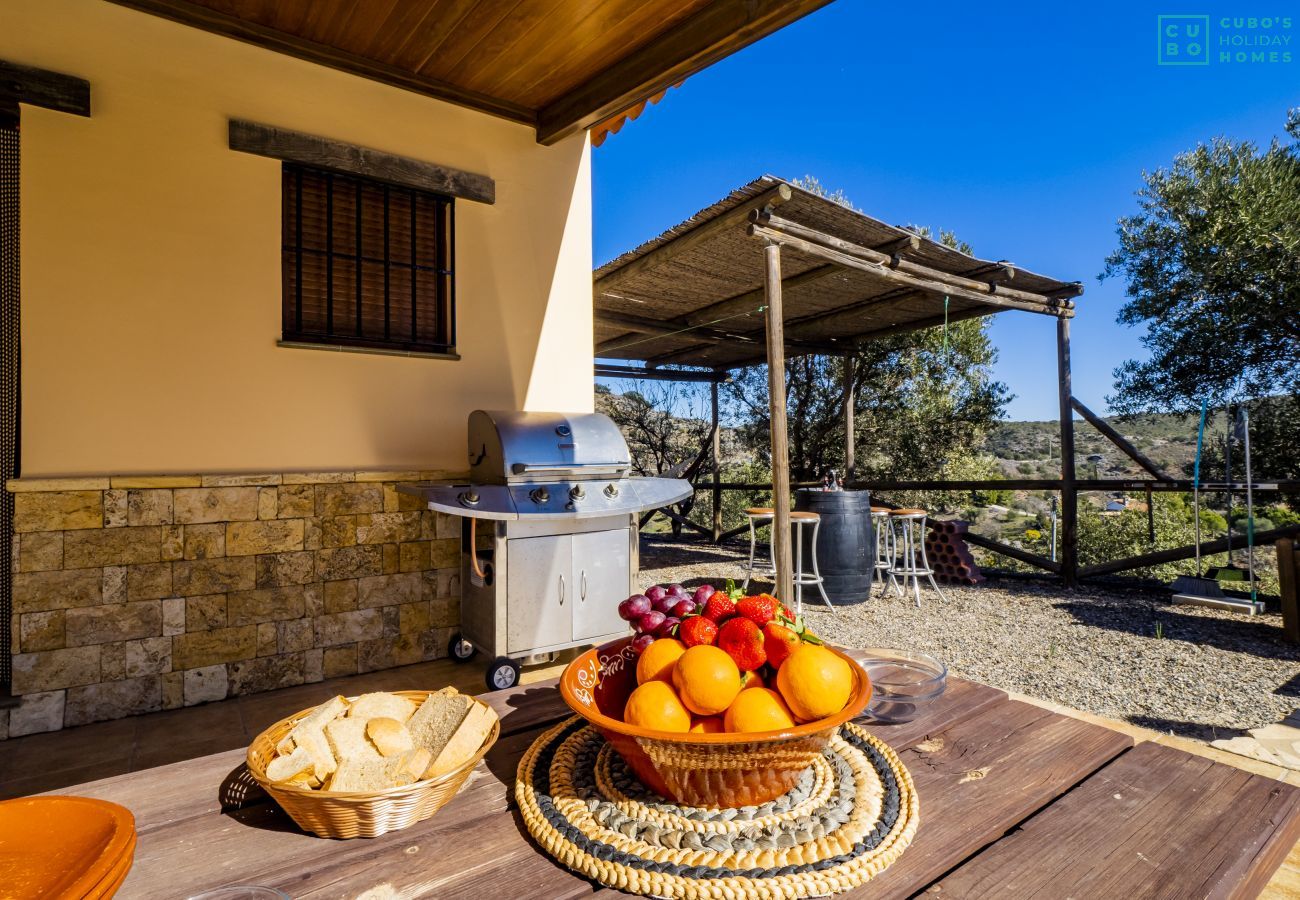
[[701, 592, 736, 624], [717, 617, 767, 671], [736, 594, 780, 627], [678, 615, 718, 648], [762, 622, 801, 670]]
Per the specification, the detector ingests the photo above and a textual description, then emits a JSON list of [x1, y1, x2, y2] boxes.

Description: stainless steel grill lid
[[400, 410, 692, 521], [468, 410, 630, 483]]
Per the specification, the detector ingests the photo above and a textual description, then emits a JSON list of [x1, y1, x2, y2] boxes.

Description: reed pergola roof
[[594, 175, 1082, 370]]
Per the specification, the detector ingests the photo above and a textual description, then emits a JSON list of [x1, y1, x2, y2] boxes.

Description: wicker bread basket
[[246, 689, 500, 839]]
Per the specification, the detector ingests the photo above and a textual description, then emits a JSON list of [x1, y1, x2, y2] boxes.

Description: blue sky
[[593, 2, 1297, 421]]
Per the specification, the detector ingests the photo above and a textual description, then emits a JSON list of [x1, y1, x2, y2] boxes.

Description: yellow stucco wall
[[1, 0, 594, 477]]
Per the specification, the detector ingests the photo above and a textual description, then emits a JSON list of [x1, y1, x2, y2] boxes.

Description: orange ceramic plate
[[83, 832, 136, 900], [0, 797, 136, 899]]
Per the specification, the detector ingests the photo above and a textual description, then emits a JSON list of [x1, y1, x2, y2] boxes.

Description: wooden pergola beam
[[763, 242, 795, 603], [595, 184, 792, 296], [751, 211, 1074, 315], [595, 309, 839, 358], [593, 363, 727, 383]]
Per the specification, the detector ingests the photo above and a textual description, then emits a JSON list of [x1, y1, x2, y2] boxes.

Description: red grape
[[669, 598, 696, 619], [655, 617, 680, 638], [631, 633, 655, 654], [666, 583, 687, 598], [693, 584, 716, 605], [618, 594, 651, 621], [637, 610, 666, 633], [651, 594, 676, 614], [645, 585, 667, 603]]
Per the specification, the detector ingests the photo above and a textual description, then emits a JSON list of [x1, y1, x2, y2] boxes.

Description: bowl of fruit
[[560, 583, 872, 808]]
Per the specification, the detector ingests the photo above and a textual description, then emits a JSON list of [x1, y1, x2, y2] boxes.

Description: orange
[[739, 669, 765, 690], [689, 715, 725, 734], [672, 645, 742, 716], [776, 644, 853, 722], [624, 680, 691, 732], [724, 687, 797, 733], [636, 638, 686, 685]]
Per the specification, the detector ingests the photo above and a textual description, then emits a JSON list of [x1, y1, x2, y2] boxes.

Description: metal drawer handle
[[581, 571, 588, 602], [559, 574, 565, 606]]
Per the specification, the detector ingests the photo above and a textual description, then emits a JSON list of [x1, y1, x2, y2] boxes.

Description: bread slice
[[295, 726, 338, 782], [324, 716, 382, 764], [405, 690, 475, 760], [266, 745, 314, 782], [328, 748, 427, 792], [367, 717, 414, 757], [276, 695, 349, 755], [347, 692, 416, 723], [425, 703, 497, 779]]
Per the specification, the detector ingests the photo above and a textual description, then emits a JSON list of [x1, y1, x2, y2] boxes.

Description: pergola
[[594, 176, 1087, 597]]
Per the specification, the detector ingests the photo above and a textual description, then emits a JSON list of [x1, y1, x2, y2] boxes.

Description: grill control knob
[[529, 487, 550, 505], [603, 483, 620, 499], [569, 485, 586, 501]]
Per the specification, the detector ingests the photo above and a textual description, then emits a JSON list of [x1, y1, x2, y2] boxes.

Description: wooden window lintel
[[230, 119, 494, 205]]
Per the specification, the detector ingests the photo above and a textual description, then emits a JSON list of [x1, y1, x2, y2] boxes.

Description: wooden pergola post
[[764, 242, 795, 601], [710, 377, 722, 542], [1057, 317, 1078, 587], [843, 355, 855, 479]]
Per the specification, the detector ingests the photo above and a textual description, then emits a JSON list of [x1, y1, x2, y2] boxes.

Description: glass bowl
[[845, 648, 947, 724]]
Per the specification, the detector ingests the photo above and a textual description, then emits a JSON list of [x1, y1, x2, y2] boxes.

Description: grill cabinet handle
[[559, 574, 565, 606], [580, 570, 588, 602]]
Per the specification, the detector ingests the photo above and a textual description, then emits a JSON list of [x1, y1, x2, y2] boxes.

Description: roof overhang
[[106, 0, 834, 145]]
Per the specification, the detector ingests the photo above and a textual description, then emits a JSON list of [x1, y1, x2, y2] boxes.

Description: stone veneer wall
[[3, 471, 461, 738]]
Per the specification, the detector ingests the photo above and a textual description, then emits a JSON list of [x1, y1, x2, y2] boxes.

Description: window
[[281, 163, 455, 355]]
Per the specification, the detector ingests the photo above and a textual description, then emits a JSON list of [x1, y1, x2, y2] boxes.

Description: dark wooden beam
[[962, 532, 1062, 574], [0, 60, 90, 117], [536, 0, 835, 144], [595, 184, 792, 294], [107, 0, 535, 127], [1058, 317, 1078, 587], [1070, 397, 1174, 481], [1079, 524, 1300, 579], [229, 120, 494, 203]]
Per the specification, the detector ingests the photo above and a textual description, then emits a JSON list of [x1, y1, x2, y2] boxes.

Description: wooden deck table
[[52, 675, 1300, 898]]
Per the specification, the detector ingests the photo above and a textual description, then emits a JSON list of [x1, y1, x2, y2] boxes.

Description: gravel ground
[[636, 535, 1300, 743]]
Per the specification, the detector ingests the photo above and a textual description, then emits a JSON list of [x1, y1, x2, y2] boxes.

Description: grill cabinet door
[[571, 529, 632, 641], [506, 534, 573, 654]]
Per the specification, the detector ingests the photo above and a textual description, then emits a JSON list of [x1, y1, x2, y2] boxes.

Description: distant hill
[[981, 410, 1220, 480]]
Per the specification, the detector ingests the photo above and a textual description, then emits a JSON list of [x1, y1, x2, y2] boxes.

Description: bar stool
[[870, 507, 900, 599], [741, 507, 776, 591], [789, 511, 833, 615], [888, 508, 948, 607]]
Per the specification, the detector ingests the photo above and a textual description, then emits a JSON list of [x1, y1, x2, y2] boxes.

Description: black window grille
[[282, 163, 455, 354]]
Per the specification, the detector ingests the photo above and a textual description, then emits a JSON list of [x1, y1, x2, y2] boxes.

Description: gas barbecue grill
[[399, 410, 692, 689]]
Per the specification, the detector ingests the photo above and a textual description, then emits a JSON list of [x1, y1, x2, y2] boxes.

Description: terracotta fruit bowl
[[560, 637, 872, 808]]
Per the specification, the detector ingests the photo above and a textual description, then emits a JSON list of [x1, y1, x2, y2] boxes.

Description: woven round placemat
[[516, 718, 918, 899]]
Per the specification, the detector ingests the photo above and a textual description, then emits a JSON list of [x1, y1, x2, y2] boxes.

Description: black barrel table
[[795, 488, 874, 605]]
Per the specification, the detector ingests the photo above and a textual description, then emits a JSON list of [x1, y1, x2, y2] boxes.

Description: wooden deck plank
[[842, 698, 1134, 899], [925, 740, 1300, 899], [857, 676, 1006, 749]]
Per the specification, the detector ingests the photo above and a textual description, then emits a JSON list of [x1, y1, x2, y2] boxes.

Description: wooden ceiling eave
[[104, 0, 837, 145]]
